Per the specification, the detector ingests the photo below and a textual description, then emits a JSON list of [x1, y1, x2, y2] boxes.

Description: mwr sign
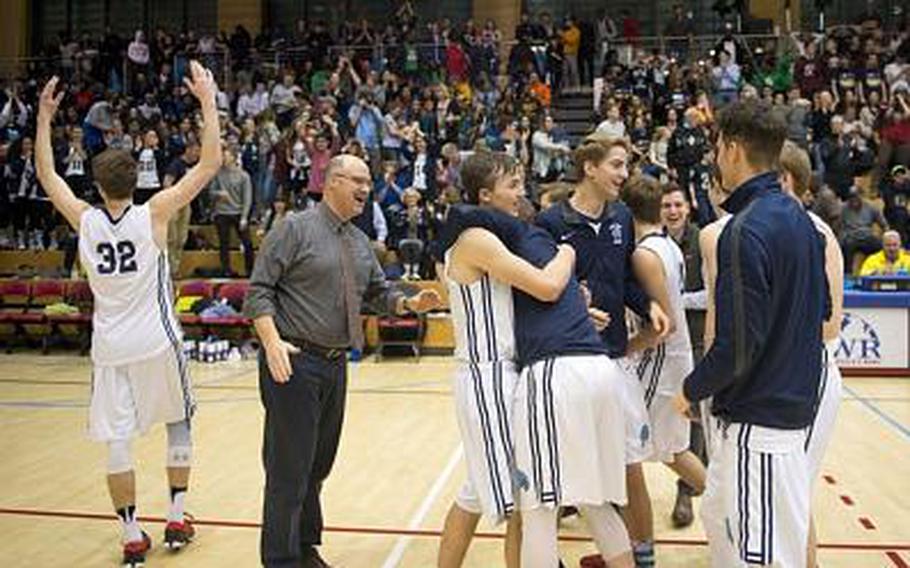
[[835, 308, 909, 369]]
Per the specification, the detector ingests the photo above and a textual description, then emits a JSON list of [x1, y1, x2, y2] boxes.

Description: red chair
[[0, 281, 42, 352], [178, 280, 215, 298], [201, 281, 252, 329], [23, 280, 64, 352], [46, 280, 94, 354], [217, 281, 250, 310], [30, 280, 65, 305], [375, 315, 426, 361]]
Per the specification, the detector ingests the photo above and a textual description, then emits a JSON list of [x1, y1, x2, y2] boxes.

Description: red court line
[[840, 495, 855, 506], [859, 517, 877, 530], [823, 474, 837, 485], [1, 507, 908, 551], [888, 551, 910, 568]]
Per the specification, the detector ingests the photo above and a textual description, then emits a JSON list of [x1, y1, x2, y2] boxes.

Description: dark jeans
[[259, 348, 347, 568], [12, 198, 54, 241], [214, 214, 254, 276]]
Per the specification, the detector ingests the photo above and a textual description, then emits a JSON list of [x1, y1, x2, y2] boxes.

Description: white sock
[[168, 488, 186, 524], [521, 507, 559, 568], [579, 503, 632, 561], [117, 505, 142, 543]]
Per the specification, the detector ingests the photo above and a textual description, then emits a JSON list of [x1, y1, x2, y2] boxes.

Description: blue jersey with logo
[[536, 201, 651, 357]]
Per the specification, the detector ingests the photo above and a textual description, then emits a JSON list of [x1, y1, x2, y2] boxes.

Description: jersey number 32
[[96, 241, 138, 275]]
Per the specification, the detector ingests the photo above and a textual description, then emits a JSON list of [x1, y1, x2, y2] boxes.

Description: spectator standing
[[209, 145, 254, 277], [560, 17, 581, 93], [134, 129, 165, 205], [711, 50, 741, 107], [531, 115, 570, 182]]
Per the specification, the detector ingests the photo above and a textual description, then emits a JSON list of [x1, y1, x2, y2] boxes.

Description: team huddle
[[34, 60, 840, 568], [437, 104, 842, 568]]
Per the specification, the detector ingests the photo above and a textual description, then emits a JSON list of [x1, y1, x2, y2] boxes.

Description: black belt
[[286, 338, 347, 360]]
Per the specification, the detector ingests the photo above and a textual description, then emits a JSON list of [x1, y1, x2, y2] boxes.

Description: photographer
[[348, 90, 385, 174]]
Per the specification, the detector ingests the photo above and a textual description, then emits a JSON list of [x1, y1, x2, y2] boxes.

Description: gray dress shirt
[[245, 202, 403, 348]]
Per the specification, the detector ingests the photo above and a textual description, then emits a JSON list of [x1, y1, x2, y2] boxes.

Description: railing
[[0, 47, 232, 93], [2, 28, 897, 85], [253, 33, 782, 79]]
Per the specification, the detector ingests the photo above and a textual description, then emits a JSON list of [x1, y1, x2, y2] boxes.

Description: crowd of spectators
[[0, 1, 908, 279]]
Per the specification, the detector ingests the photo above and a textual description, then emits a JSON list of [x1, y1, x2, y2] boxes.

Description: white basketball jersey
[[636, 232, 693, 394], [445, 251, 516, 363], [79, 204, 181, 366]]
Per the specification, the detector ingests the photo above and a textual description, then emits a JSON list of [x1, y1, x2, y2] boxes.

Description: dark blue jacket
[[536, 201, 651, 357], [441, 205, 605, 367], [683, 172, 829, 429]]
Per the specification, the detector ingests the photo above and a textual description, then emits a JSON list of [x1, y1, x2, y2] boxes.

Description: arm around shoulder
[[456, 228, 574, 302]]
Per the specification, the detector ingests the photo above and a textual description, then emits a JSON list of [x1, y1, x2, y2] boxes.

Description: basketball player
[[675, 101, 828, 568], [438, 152, 576, 568], [34, 62, 221, 567], [440, 171, 635, 568], [538, 136, 670, 568], [622, 174, 707, 502], [778, 141, 844, 568], [660, 185, 709, 528]]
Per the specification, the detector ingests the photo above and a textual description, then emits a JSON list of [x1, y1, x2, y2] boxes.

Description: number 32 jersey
[[79, 204, 182, 366]]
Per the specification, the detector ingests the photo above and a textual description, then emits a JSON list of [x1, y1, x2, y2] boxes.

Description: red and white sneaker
[[122, 531, 151, 567], [163, 514, 195, 551]]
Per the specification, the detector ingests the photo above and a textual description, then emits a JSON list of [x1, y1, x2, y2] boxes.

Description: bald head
[[325, 154, 369, 183], [323, 153, 372, 222]]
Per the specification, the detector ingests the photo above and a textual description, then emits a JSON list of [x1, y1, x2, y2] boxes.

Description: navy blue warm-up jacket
[[683, 172, 829, 430]]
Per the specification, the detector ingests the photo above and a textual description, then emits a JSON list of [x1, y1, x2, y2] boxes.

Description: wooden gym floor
[[0, 354, 907, 567]]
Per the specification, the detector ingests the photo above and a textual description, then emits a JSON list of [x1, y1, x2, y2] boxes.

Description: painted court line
[[380, 445, 463, 568], [843, 384, 910, 440], [1, 506, 908, 552]]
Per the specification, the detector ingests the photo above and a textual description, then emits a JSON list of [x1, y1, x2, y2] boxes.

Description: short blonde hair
[[574, 135, 631, 179], [779, 140, 812, 198]]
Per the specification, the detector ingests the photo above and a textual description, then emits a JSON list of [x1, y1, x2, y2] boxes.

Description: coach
[[245, 154, 440, 568], [675, 101, 828, 567]]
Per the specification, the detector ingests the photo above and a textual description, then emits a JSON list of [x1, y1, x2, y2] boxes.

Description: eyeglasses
[[335, 173, 372, 187]]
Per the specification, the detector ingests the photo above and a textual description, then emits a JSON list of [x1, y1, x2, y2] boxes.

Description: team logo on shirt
[[609, 222, 623, 245]]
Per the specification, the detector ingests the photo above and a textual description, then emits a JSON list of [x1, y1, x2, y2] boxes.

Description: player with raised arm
[[35, 61, 221, 567]]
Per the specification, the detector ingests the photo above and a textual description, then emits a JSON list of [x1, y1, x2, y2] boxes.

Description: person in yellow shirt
[[559, 17, 581, 92], [859, 230, 910, 275]]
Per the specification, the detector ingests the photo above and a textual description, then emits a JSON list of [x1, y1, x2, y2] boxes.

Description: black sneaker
[[122, 531, 151, 567]]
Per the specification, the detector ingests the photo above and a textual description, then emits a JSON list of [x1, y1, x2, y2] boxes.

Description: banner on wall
[[834, 308, 909, 369]]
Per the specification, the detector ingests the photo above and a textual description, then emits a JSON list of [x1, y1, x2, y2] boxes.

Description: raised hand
[[38, 77, 65, 123], [182, 60, 217, 108]]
